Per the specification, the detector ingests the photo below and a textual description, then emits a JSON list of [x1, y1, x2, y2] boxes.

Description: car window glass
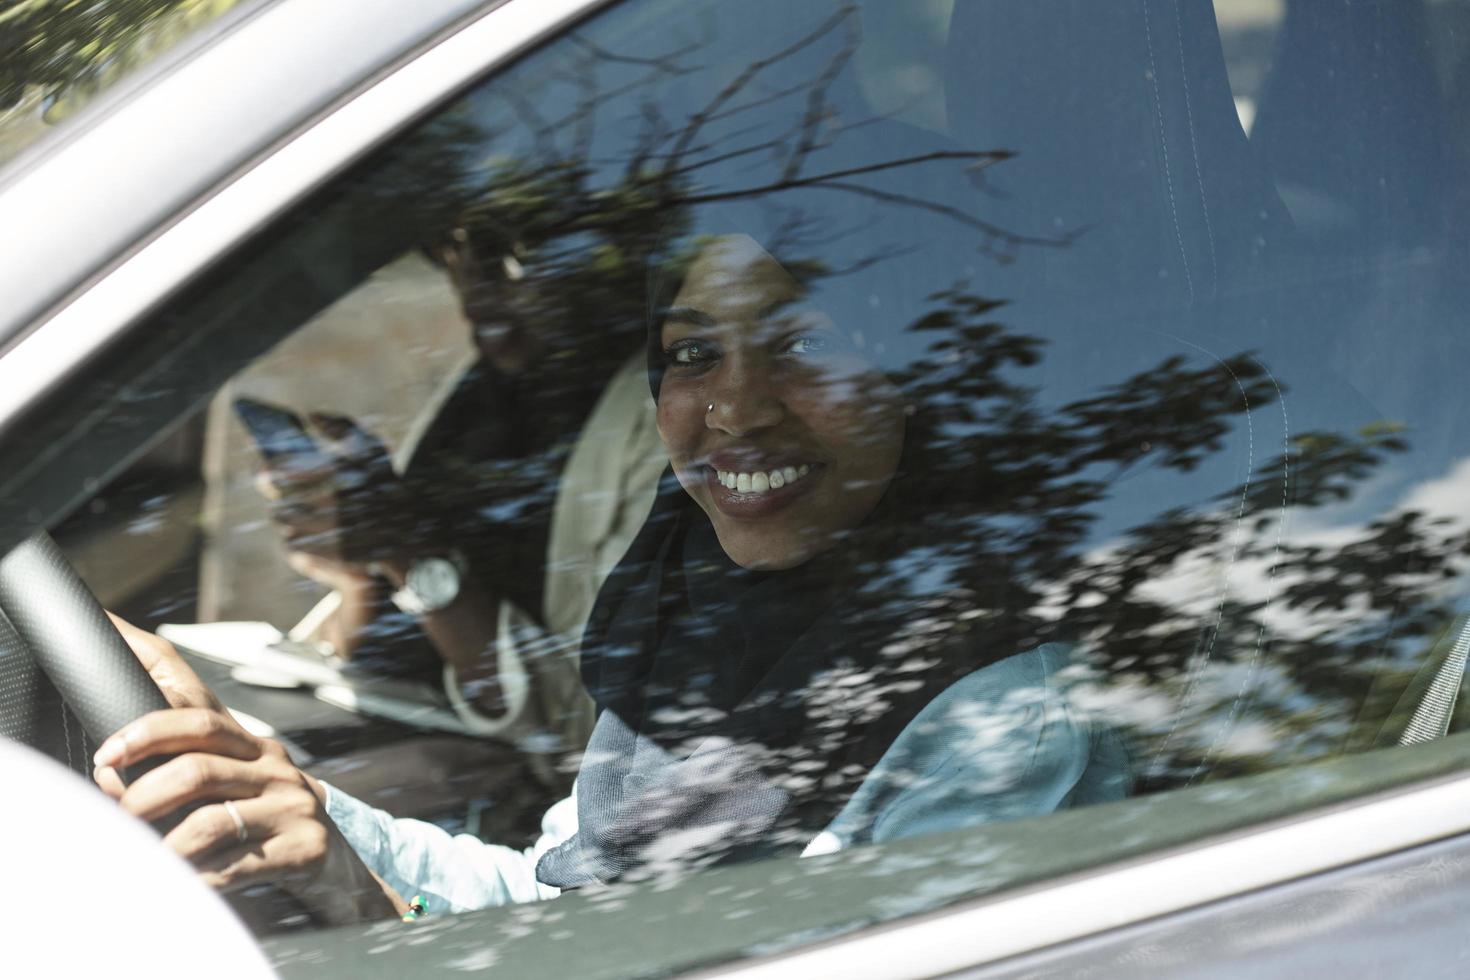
[[14, 0, 1470, 965]]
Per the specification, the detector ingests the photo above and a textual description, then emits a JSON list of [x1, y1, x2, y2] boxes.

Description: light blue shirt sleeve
[[811, 643, 1130, 851], [325, 643, 1129, 909], [322, 781, 574, 912]]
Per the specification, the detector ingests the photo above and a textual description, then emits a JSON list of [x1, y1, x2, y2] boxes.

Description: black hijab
[[535, 116, 1009, 887]]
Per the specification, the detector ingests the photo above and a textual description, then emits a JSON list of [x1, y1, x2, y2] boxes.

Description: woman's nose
[[706, 355, 785, 436]]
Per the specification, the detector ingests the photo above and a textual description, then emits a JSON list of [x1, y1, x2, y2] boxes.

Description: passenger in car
[[93, 191, 1131, 920], [250, 217, 666, 819]]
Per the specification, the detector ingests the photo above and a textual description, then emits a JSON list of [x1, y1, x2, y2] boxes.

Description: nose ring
[[707, 402, 715, 414]]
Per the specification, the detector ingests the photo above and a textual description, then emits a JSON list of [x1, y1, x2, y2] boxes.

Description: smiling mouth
[[700, 461, 822, 519], [713, 463, 813, 495]]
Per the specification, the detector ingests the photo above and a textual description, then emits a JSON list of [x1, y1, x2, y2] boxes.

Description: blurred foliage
[[0, 0, 244, 109], [0, 0, 244, 165]]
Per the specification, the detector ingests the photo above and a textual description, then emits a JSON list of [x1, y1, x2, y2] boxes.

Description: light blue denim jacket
[[325, 643, 1131, 911]]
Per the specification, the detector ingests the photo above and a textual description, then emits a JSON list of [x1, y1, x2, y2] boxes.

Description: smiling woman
[[520, 178, 1135, 885], [656, 233, 907, 571]]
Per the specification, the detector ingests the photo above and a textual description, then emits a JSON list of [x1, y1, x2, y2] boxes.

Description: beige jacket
[[442, 353, 665, 782]]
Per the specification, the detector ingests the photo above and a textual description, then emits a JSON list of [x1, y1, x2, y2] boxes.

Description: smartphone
[[232, 396, 324, 468]]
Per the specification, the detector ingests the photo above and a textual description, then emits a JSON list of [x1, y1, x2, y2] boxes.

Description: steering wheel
[[0, 529, 315, 933], [0, 531, 175, 782]]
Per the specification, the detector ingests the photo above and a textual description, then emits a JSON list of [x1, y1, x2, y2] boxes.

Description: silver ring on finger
[[223, 800, 248, 844]]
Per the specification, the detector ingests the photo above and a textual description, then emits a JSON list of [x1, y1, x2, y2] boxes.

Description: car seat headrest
[[1251, 0, 1451, 252], [945, 0, 1291, 314]]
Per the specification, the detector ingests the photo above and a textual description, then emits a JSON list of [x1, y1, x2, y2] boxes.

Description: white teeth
[[714, 464, 815, 495]]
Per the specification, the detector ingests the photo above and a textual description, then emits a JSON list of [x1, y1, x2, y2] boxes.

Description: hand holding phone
[[233, 397, 329, 472], [236, 398, 412, 567]]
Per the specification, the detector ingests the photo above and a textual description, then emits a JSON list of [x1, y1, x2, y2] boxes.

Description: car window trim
[[0, 0, 496, 353], [0, 0, 619, 438], [692, 767, 1470, 980]]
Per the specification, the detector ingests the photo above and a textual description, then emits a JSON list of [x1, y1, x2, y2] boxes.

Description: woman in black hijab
[[530, 165, 1136, 884]]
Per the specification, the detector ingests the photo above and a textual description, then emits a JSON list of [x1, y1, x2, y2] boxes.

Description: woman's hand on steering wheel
[[92, 619, 401, 925], [107, 612, 225, 712]]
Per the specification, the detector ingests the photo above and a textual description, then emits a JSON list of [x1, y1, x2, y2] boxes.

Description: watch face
[[406, 556, 461, 609]]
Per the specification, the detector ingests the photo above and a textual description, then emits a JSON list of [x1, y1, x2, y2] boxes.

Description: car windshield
[[0, 0, 258, 172], [6, 0, 1470, 974]]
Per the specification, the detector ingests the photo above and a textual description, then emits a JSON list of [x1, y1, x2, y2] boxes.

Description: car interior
[[3, 0, 1470, 948]]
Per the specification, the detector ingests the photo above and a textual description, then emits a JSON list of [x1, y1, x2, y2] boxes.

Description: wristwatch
[[388, 552, 466, 616]]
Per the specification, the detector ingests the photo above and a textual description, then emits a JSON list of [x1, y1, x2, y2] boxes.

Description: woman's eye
[[665, 340, 717, 366], [782, 333, 832, 357]]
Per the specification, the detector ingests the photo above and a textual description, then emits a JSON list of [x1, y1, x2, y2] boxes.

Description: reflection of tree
[[330, 5, 1034, 555], [353, 5, 1057, 283], [873, 292, 1467, 785], [336, 2, 1465, 791]]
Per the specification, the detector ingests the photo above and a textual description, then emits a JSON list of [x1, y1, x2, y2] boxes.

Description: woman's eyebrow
[[758, 298, 798, 320], [661, 306, 715, 327]]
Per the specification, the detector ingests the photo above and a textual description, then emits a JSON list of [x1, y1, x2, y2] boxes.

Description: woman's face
[[657, 235, 907, 570]]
